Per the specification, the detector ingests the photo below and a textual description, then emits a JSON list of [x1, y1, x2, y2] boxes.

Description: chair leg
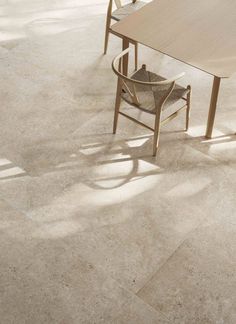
[[104, 15, 111, 54], [113, 79, 122, 134], [153, 109, 162, 156], [186, 85, 191, 131], [134, 42, 138, 71], [104, 27, 110, 55], [104, 30, 109, 55]]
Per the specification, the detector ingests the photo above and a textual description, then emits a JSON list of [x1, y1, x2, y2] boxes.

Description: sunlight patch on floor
[[0, 158, 26, 180], [27, 21, 73, 36], [33, 220, 83, 239], [189, 125, 226, 138], [209, 140, 236, 152], [0, 158, 12, 167], [0, 32, 25, 42], [84, 174, 161, 206], [80, 143, 107, 155], [0, 167, 25, 179], [165, 177, 212, 198], [126, 137, 150, 148], [202, 136, 232, 144]]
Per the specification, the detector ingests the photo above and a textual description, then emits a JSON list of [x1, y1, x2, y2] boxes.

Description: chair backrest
[[112, 48, 185, 111], [107, 0, 138, 19], [114, 0, 138, 9]]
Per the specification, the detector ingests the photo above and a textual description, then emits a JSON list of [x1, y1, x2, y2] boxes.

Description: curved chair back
[[114, 0, 138, 9], [108, 0, 140, 23], [112, 48, 185, 112]]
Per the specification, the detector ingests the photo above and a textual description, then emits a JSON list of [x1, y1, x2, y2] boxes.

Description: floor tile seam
[[135, 216, 236, 319], [106, 272, 172, 323], [52, 237, 170, 322], [70, 107, 113, 138], [190, 149, 236, 167], [135, 217, 209, 297], [0, 196, 28, 219], [32, 239, 172, 323], [184, 141, 224, 164], [164, 149, 232, 173]]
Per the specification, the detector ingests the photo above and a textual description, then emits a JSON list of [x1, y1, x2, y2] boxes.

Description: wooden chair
[[104, 0, 146, 70], [112, 48, 192, 156]]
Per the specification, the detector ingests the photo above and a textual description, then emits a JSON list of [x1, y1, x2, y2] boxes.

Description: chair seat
[[121, 68, 189, 114], [111, 1, 146, 21]]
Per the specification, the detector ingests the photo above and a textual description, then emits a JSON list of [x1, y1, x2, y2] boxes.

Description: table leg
[[122, 37, 129, 76], [205, 76, 221, 138]]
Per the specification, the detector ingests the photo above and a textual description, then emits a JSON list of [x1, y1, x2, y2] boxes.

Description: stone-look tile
[[58, 158, 235, 293], [1, 250, 170, 324], [0, 0, 235, 322], [0, 158, 206, 293], [0, 128, 221, 292], [0, 126, 234, 294], [0, 200, 169, 324], [138, 223, 236, 324]]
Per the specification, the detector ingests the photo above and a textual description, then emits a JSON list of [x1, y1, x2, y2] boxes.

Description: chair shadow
[[79, 134, 161, 190], [1, 127, 235, 186]]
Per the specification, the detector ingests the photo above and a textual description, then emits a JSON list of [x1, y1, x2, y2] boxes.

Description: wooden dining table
[[111, 0, 236, 138]]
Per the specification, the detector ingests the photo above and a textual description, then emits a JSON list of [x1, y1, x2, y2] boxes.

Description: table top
[[112, 0, 236, 78]]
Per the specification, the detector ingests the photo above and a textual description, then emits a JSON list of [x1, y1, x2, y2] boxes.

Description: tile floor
[[0, 0, 235, 323]]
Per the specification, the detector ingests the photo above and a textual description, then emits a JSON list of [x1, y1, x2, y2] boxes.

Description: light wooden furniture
[[112, 48, 191, 156], [111, 0, 236, 138], [104, 0, 146, 70]]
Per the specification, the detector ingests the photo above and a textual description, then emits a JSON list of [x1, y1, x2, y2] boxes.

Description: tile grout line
[[135, 215, 209, 298], [110, 272, 172, 323], [0, 195, 29, 219]]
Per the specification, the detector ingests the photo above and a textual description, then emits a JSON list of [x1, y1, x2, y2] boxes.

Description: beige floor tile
[[0, 199, 170, 324], [0, 0, 235, 322], [138, 223, 236, 323]]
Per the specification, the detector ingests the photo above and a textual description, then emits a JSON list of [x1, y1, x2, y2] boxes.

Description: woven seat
[[112, 48, 192, 156], [122, 68, 190, 114], [111, 1, 146, 21]]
